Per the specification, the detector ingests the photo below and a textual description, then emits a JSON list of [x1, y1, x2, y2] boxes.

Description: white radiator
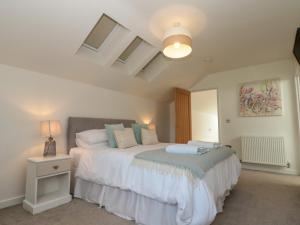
[[241, 136, 287, 167]]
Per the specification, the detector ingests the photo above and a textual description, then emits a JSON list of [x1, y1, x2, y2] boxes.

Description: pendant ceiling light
[[163, 25, 192, 59]]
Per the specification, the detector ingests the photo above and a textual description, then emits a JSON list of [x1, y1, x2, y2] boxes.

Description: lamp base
[[43, 137, 56, 157]]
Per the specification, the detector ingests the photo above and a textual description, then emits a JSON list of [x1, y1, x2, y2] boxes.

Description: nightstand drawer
[[37, 159, 70, 177]]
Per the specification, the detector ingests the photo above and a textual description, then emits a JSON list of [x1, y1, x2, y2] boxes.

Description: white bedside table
[[23, 154, 72, 215]]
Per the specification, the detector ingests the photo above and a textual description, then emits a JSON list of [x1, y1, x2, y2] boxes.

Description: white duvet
[[73, 143, 241, 225]]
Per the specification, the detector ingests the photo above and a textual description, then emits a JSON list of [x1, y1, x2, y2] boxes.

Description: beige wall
[[191, 90, 219, 142], [191, 59, 300, 175], [0, 64, 169, 207]]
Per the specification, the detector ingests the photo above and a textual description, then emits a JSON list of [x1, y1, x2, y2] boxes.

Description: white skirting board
[[242, 163, 298, 176], [23, 195, 72, 215], [0, 195, 24, 209]]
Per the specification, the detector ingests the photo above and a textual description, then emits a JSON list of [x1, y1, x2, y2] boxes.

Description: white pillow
[[141, 128, 159, 145], [113, 128, 137, 149], [76, 138, 108, 149], [76, 129, 107, 145]]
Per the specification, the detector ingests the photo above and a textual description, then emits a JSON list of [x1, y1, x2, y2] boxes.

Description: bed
[[67, 117, 241, 225]]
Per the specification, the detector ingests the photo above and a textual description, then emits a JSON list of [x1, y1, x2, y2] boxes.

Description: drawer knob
[[53, 165, 59, 170]]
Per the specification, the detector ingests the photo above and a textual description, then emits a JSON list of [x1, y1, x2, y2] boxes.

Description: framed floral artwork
[[240, 79, 282, 116]]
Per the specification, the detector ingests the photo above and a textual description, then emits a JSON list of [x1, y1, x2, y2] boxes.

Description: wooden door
[[175, 88, 192, 143]]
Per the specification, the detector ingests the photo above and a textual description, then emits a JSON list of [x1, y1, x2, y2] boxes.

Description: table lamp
[[148, 123, 156, 130], [40, 120, 61, 156]]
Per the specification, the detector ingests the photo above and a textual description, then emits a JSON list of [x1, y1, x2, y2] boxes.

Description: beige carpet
[[1, 170, 300, 225]]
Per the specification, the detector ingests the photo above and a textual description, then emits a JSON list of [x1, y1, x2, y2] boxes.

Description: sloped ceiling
[[0, 0, 299, 102]]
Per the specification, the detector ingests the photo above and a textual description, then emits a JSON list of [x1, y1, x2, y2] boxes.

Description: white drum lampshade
[[163, 26, 192, 59]]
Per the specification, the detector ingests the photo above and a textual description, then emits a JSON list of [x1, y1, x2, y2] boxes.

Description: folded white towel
[[166, 144, 209, 155], [187, 140, 221, 149]]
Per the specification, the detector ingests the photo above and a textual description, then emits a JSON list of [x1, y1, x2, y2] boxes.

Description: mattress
[[70, 143, 241, 225]]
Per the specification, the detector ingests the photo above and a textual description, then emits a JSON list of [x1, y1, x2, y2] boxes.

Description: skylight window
[[139, 52, 171, 82], [142, 52, 162, 71], [78, 14, 165, 79], [84, 14, 117, 50], [118, 37, 143, 62]]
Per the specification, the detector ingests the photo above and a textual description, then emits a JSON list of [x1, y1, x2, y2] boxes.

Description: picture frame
[[239, 79, 282, 117]]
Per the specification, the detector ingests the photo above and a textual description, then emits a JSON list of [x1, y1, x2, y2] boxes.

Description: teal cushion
[[105, 124, 124, 148], [132, 123, 148, 144]]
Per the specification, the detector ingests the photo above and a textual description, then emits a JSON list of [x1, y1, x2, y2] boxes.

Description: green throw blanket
[[134, 147, 235, 179]]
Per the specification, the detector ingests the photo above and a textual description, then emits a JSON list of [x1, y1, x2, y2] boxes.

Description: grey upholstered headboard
[[67, 117, 136, 153]]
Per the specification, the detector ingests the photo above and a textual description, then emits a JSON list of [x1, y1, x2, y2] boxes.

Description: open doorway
[[191, 89, 219, 142]]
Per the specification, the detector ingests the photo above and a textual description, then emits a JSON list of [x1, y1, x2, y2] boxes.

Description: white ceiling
[[0, 0, 299, 102]]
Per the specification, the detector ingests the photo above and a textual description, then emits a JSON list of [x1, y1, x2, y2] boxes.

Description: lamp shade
[[148, 123, 156, 130], [163, 26, 192, 59], [40, 120, 61, 138]]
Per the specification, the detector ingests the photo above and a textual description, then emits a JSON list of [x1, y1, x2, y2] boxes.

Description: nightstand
[[23, 154, 72, 215]]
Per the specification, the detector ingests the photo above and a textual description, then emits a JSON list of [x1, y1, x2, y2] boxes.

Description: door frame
[[190, 87, 222, 143]]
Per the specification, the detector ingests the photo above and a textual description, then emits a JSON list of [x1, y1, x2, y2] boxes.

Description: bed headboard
[[67, 117, 136, 153]]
